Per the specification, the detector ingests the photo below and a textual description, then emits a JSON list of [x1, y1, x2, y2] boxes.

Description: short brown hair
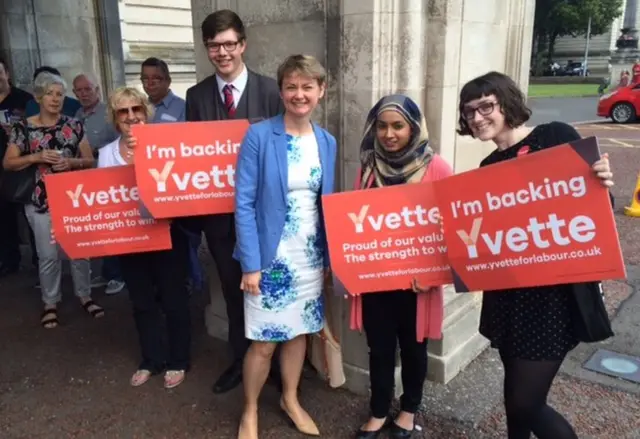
[[457, 71, 531, 137], [277, 55, 326, 89], [201, 9, 246, 42], [107, 87, 154, 131]]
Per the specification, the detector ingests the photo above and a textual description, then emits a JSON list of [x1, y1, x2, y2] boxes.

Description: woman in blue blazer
[[233, 55, 337, 439]]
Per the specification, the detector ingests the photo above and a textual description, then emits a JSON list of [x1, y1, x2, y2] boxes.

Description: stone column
[[95, 0, 127, 93], [190, 0, 535, 394], [0, 0, 105, 93]]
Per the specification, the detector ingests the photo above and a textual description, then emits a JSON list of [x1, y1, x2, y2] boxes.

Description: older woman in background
[[101, 87, 191, 389], [234, 55, 336, 439], [2, 72, 98, 329]]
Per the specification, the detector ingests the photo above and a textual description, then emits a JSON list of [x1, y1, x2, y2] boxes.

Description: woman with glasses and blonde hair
[[100, 87, 191, 389]]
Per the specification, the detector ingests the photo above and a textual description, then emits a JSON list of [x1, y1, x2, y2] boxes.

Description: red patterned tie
[[223, 84, 236, 117]]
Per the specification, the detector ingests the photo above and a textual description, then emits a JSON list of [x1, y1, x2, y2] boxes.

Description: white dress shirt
[[215, 64, 248, 108]]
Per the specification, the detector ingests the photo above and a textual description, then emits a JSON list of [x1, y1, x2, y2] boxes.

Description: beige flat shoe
[[164, 370, 185, 389], [130, 369, 151, 387]]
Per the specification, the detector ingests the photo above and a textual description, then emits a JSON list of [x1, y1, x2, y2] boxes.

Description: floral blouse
[[9, 116, 84, 212]]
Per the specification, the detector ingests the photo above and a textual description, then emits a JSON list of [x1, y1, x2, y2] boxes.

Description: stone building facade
[[0, 0, 536, 395]]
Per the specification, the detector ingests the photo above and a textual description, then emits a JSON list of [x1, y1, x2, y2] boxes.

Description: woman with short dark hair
[[457, 71, 614, 439]]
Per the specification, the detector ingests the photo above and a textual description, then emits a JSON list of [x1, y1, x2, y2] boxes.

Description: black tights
[[501, 352, 578, 439]]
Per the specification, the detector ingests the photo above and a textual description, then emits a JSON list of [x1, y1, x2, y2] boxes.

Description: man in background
[[140, 58, 204, 295], [73, 73, 118, 153], [72, 72, 124, 295], [141, 57, 185, 123], [0, 56, 33, 277], [0, 57, 32, 124]]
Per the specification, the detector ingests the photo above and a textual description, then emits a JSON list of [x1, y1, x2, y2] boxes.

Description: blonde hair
[[277, 54, 326, 89], [107, 87, 154, 131]]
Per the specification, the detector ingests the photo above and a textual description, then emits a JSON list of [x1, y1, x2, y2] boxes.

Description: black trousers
[[362, 290, 428, 418], [201, 213, 250, 362], [118, 225, 191, 372], [0, 200, 21, 269]]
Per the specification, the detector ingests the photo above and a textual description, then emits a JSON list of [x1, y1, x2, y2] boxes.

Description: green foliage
[[534, 0, 624, 61]]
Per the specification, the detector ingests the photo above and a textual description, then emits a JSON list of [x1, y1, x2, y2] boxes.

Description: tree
[[533, 0, 624, 66]]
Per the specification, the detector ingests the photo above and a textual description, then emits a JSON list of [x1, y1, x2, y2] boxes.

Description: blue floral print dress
[[245, 134, 325, 342]]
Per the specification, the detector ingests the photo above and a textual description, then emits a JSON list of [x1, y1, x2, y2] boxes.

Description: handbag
[[0, 122, 36, 204], [570, 281, 614, 343], [307, 277, 346, 388]]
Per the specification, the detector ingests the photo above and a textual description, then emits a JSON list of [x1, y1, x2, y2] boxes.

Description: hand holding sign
[[592, 153, 614, 187], [434, 137, 624, 292]]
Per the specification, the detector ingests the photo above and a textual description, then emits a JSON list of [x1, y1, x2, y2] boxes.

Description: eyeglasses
[[205, 40, 241, 52], [116, 105, 145, 117], [462, 101, 497, 120], [140, 76, 165, 83]]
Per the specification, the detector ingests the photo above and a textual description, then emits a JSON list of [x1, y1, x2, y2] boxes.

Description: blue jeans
[[102, 256, 124, 282]]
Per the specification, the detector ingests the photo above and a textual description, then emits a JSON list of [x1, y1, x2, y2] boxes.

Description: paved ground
[[528, 97, 602, 126], [1, 123, 639, 438]]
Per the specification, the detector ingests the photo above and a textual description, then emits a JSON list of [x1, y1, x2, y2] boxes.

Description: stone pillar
[[191, 0, 535, 394], [95, 0, 127, 93], [0, 0, 105, 94]]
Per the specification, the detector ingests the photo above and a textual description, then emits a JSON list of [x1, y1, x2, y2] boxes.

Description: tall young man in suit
[[185, 9, 284, 394]]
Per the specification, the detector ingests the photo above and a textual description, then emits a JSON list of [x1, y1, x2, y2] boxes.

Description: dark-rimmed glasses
[[205, 41, 241, 52], [462, 101, 497, 120]]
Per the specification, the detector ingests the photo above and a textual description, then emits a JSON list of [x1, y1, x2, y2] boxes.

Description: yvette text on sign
[[322, 183, 451, 295], [435, 137, 624, 292], [133, 119, 250, 218], [44, 166, 172, 259]]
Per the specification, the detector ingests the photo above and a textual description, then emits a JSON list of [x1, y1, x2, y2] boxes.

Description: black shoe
[[212, 361, 243, 394], [355, 417, 390, 439], [389, 422, 414, 438]]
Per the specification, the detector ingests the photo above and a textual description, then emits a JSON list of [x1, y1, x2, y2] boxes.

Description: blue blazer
[[233, 114, 337, 273]]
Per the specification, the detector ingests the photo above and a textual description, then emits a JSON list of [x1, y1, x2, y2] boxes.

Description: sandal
[[164, 370, 185, 389], [40, 309, 59, 329], [130, 369, 152, 387], [82, 300, 105, 318]]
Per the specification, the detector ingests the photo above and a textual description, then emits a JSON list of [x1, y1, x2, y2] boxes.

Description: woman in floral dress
[[233, 55, 336, 439]]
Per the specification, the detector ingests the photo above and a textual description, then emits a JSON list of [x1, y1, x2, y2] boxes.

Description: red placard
[[434, 137, 625, 292], [132, 120, 250, 218], [321, 183, 452, 295], [45, 166, 172, 259]]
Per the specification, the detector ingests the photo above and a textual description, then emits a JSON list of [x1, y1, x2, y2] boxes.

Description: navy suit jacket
[[233, 114, 337, 273]]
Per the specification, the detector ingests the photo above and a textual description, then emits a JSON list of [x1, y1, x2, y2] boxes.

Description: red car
[[598, 83, 640, 123]]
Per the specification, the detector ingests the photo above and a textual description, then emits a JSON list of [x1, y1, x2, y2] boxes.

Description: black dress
[[478, 121, 582, 361]]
